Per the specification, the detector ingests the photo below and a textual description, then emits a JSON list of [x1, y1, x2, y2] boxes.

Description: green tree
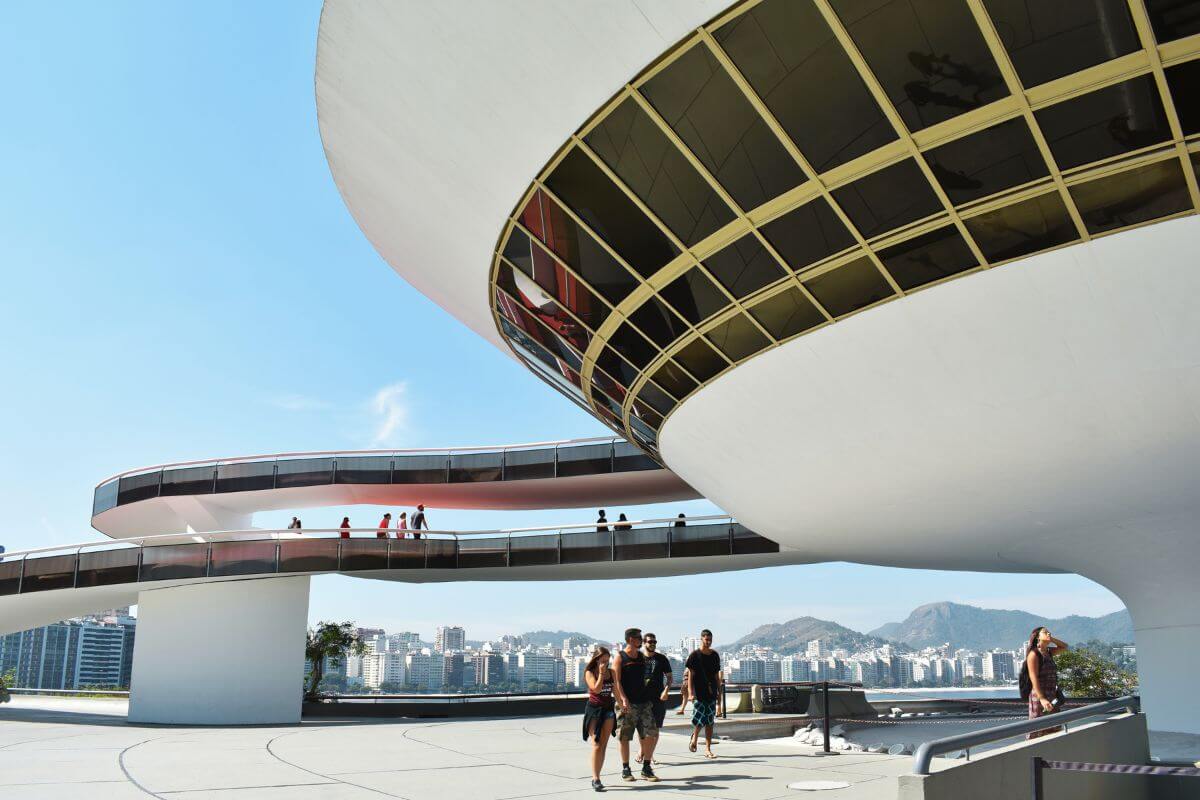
[[0, 669, 13, 704], [1055, 649, 1138, 698], [304, 621, 367, 702]]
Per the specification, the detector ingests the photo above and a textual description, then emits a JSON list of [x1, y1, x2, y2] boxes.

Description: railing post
[[721, 679, 727, 720], [728, 524, 734, 554], [336, 540, 343, 572], [72, 548, 81, 588], [17, 555, 26, 594], [136, 548, 144, 583], [1031, 757, 1044, 800], [823, 681, 831, 753], [667, 525, 672, 558], [274, 543, 281, 573], [557, 532, 562, 565], [506, 535, 511, 568]]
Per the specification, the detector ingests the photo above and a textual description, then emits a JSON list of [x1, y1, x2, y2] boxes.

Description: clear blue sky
[[0, 2, 1122, 645]]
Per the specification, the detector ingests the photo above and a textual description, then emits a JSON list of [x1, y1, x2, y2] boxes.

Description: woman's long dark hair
[[586, 646, 611, 678], [1027, 626, 1046, 654]]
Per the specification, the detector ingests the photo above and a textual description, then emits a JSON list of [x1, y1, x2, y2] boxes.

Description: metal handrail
[[911, 695, 1140, 775]]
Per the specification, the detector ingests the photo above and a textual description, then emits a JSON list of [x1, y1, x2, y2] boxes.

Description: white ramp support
[[129, 576, 310, 725]]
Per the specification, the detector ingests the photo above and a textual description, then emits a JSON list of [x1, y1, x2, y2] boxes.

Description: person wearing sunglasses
[[635, 632, 671, 767]]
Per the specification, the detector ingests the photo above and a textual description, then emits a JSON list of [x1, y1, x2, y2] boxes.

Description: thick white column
[[129, 576, 310, 725]]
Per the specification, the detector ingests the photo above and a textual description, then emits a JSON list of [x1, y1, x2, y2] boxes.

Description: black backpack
[[1018, 650, 1037, 701]]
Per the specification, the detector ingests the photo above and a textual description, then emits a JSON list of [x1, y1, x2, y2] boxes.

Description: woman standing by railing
[[1023, 626, 1068, 739]]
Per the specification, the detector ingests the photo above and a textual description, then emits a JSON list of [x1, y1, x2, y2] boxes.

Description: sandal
[[689, 741, 697, 753], [704, 751, 717, 759]]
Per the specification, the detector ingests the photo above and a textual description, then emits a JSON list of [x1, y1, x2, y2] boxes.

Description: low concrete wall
[[897, 713, 1151, 800]]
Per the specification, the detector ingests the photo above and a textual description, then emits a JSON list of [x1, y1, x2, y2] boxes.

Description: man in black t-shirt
[[612, 627, 659, 782], [635, 632, 672, 765], [685, 628, 723, 758]]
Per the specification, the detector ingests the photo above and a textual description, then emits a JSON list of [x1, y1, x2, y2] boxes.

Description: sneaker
[[641, 765, 659, 782], [591, 779, 605, 792], [621, 766, 635, 782]]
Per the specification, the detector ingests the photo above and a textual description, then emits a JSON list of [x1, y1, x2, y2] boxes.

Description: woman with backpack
[[1022, 626, 1069, 739], [582, 646, 616, 792]]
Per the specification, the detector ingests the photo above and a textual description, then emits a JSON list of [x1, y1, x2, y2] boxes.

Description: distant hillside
[[517, 630, 604, 647], [721, 616, 899, 655], [869, 602, 1132, 651]]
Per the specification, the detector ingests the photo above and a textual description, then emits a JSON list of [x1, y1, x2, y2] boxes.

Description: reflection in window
[[630, 399, 664, 431], [660, 267, 728, 324], [702, 234, 787, 299], [714, 0, 894, 171], [749, 287, 827, 340], [1069, 158, 1192, 234], [637, 380, 678, 414], [1146, 0, 1200, 43], [592, 366, 628, 404], [706, 313, 771, 362], [496, 273, 594, 355], [802, 256, 894, 317], [544, 148, 680, 277], [831, 158, 944, 238], [501, 299, 586, 370], [831, 0, 1007, 131], [1165, 59, 1200, 136], [651, 359, 699, 399], [1035, 76, 1171, 171], [641, 43, 805, 210], [761, 197, 857, 272], [585, 98, 734, 246], [609, 323, 658, 370], [596, 346, 641, 388], [879, 225, 979, 290], [964, 190, 1079, 261], [526, 190, 641, 304], [984, 0, 1139, 88], [675, 337, 728, 383], [630, 295, 690, 348], [500, 232, 609, 331], [925, 118, 1049, 205]]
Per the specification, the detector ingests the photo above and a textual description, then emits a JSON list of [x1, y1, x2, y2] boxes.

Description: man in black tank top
[[611, 628, 659, 782]]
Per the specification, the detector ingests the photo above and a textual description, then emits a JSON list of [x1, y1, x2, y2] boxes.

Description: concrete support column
[[129, 576, 310, 725]]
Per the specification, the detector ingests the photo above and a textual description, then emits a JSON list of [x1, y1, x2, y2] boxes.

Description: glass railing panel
[[279, 539, 339, 573], [503, 448, 556, 481], [393, 454, 449, 484], [670, 523, 732, 558], [20, 554, 77, 592], [93, 480, 119, 516], [614, 526, 670, 560], [210, 541, 278, 577], [388, 539, 426, 569], [556, 442, 614, 477], [613, 440, 659, 472], [0, 559, 21, 596], [140, 544, 209, 581], [560, 530, 613, 564], [160, 465, 217, 497], [275, 457, 335, 489], [448, 452, 504, 483], [458, 537, 508, 568], [425, 538, 457, 569], [117, 471, 161, 506], [215, 462, 275, 493], [509, 533, 560, 567], [334, 456, 392, 484], [339, 540, 389, 571], [77, 549, 140, 588], [731, 523, 778, 554]]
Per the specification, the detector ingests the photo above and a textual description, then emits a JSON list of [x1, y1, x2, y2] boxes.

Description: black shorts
[[651, 699, 667, 728]]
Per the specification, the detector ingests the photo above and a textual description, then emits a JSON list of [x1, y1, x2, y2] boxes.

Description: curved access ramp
[[92, 437, 700, 537]]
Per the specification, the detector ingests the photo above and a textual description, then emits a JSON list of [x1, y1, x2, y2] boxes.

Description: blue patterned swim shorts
[[692, 699, 717, 728]]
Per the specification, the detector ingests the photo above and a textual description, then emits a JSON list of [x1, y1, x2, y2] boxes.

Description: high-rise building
[[405, 652, 444, 691], [806, 640, 827, 659], [436, 626, 466, 653], [981, 651, 1014, 682], [442, 653, 466, 688], [679, 636, 701, 657], [781, 658, 809, 683], [0, 616, 136, 691], [517, 652, 560, 689], [362, 651, 405, 689], [471, 653, 502, 686]]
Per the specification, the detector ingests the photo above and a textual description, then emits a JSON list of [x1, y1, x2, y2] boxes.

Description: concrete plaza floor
[[0, 696, 916, 799]]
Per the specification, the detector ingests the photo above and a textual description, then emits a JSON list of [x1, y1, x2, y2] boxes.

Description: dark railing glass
[[615, 525, 670, 560], [503, 449, 556, 480], [210, 541, 278, 577], [140, 544, 208, 582], [161, 465, 217, 497], [118, 472, 161, 505], [339, 540, 389, 571], [93, 479, 119, 516], [280, 539, 339, 573], [393, 454, 449, 484], [275, 458, 335, 489], [458, 537, 509, 568], [77, 548, 140, 588], [19, 554, 76, 593], [216, 462, 275, 494], [449, 452, 504, 483], [556, 443, 614, 477], [509, 533, 560, 567], [334, 456, 392, 485]]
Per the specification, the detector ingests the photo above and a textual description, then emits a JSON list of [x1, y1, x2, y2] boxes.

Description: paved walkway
[[0, 697, 916, 799]]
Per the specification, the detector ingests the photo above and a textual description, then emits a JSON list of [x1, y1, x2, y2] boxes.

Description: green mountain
[[869, 602, 1132, 651], [720, 616, 899, 655], [515, 630, 604, 648]]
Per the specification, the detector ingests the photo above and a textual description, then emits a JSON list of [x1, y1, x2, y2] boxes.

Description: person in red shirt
[[339, 517, 351, 539], [377, 513, 391, 539]]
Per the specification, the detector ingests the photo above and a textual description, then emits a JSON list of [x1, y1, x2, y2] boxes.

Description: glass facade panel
[[761, 198, 857, 273], [925, 117, 1049, 205], [544, 147, 680, 278], [595, 346, 641, 388], [279, 539, 339, 573], [660, 268, 728, 324], [556, 442, 613, 477], [609, 322, 659, 370], [1069, 158, 1192, 234], [703, 234, 787, 299], [0, 559, 21, 596], [651, 360, 698, 399], [160, 465, 216, 496], [585, 97, 735, 245], [803, 257, 895, 317], [560, 530, 613, 564], [630, 401, 664, 432], [141, 544, 208, 581], [20, 554, 77, 592], [749, 287, 827, 340], [965, 190, 1079, 261], [425, 539, 457, 569], [984, 0, 1139, 87], [832, 0, 1006, 131], [706, 313, 771, 362], [509, 533, 560, 567], [526, 190, 642, 304], [93, 480, 119, 516], [118, 471, 160, 505], [458, 538, 508, 569], [449, 452, 504, 483], [641, 43, 805, 210], [504, 301, 587, 369], [591, 367, 627, 404], [503, 448, 556, 481], [393, 454, 448, 484], [878, 225, 979, 290], [210, 541, 278, 578], [498, 249, 608, 337], [335, 456, 392, 484], [629, 295, 690, 348], [1146, 0, 1200, 43], [77, 549, 139, 588], [215, 462, 275, 494], [275, 457, 334, 489], [615, 526, 671, 561], [831, 158, 944, 238], [715, 0, 895, 171], [339, 540, 390, 571], [675, 337, 727, 383], [732, 524, 780, 554], [637, 380, 677, 414], [1165, 59, 1200, 136], [1035, 76, 1171, 171], [670, 523, 732, 558], [613, 440, 658, 472]]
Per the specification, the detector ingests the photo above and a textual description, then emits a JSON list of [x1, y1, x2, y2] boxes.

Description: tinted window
[[926, 117, 1049, 205], [706, 313, 771, 362], [544, 148, 680, 277], [1165, 59, 1200, 136], [651, 359, 699, 399], [630, 295, 691, 348], [596, 346, 640, 388], [702, 234, 787, 299], [609, 323, 659, 369], [675, 337, 727, 383], [660, 268, 729, 324], [638, 380, 677, 412], [630, 399, 664, 431], [802, 257, 895, 317], [1035, 76, 1171, 171], [641, 44, 805, 210], [984, 0, 1139, 87], [761, 197, 857, 272], [160, 465, 216, 496], [93, 480, 119, 515], [965, 190, 1079, 261], [585, 98, 734, 245], [1146, 0, 1200, 42], [831, 158, 944, 238], [831, 0, 1007, 131], [1069, 158, 1192, 234], [749, 286, 828, 339], [879, 225, 979, 290], [714, 0, 895, 171], [499, 235, 609, 331]]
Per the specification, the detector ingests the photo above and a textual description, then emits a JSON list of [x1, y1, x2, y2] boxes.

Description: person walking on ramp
[[612, 628, 659, 782], [686, 629, 723, 758]]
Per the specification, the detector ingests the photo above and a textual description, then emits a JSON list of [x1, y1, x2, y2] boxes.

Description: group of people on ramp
[[581, 627, 723, 792]]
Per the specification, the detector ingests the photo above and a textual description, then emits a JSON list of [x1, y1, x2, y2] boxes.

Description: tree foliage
[[305, 621, 367, 702], [1055, 648, 1137, 698], [0, 669, 13, 704]]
